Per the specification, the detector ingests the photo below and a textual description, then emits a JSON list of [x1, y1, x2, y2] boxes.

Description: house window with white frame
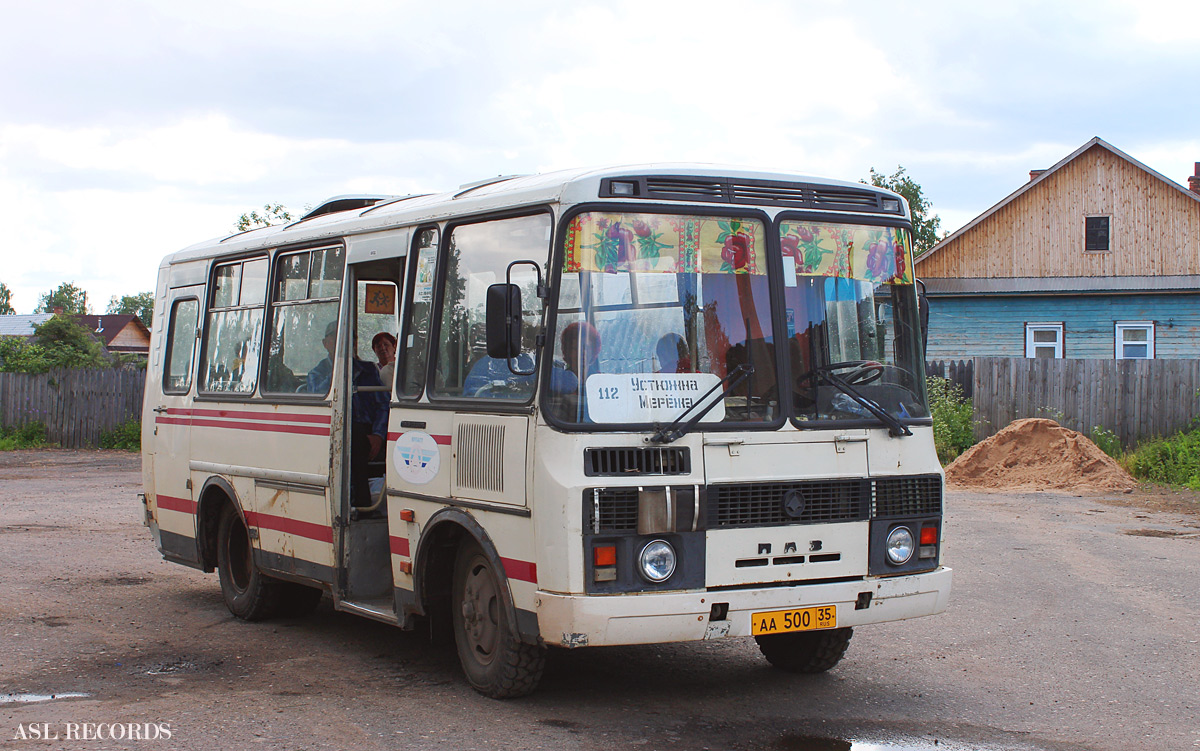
[[1025, 323, 1064, 359], [1115, 321, 1154, 360]]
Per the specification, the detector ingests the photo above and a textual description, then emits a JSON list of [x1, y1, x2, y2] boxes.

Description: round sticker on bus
[[392, 431, 441, 485]]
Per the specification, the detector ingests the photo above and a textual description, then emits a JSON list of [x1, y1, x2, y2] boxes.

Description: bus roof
[[161, 164, 909, 267]]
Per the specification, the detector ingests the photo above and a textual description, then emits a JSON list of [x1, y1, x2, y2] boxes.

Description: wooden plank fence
[[970, 357, 1200, 448], [926, 359, 974, 398], [0, 368, 145, 449]]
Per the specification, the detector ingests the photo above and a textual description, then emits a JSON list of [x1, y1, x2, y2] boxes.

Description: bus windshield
[[544, 210, 929, 429], [545, 211, 778, 427], [780, 220, 928, 426]]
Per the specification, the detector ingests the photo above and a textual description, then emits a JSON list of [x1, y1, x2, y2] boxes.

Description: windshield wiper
[[649, 364, 753, 444], [817, 370, 912, 437]]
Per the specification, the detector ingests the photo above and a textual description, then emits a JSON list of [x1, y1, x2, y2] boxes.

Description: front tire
[[451, 542, 545, 698], [216, 506, 283, 621], [755, 627, 853, 673]]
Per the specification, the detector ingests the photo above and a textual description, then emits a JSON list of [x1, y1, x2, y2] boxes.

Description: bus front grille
[[584, 447, 691, 476], [586, 475, 942, 533], [873, 475, 943, 518], [709, 480, 870, 527], [588, 488, 640, 533]]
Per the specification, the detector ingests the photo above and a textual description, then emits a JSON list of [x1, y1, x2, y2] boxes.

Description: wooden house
[[74, 315, 151, 355], [915, 137, 1200, 360]]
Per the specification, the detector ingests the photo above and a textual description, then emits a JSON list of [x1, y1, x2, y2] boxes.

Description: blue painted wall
[[925, 293, 1200, 359]]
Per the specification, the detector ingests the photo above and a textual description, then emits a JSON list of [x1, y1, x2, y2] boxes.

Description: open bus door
[[333, 248, 403, 621]]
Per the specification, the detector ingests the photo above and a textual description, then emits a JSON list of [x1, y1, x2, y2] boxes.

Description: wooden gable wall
[[916, 145, 1200, 279]]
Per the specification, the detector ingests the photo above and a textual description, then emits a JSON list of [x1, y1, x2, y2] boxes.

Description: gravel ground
[[1, 450, 1198, 751]]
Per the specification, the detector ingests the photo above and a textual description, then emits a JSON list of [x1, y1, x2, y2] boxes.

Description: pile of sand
[[946, 418, 1136, 492]]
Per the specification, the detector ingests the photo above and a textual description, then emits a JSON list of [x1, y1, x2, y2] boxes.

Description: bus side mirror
[[486, 283, 522, 359]]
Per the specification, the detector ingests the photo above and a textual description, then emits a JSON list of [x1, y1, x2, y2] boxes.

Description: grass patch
[[1125, 426, 1200, 490], [0, 422, 49, 450], [927, 376, 975, 464], [1089, 425, 1123, 459], [99, 418, 141, 451]]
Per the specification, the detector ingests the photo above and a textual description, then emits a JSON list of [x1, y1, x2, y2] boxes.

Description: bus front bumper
[[535, 567, 951, 648]]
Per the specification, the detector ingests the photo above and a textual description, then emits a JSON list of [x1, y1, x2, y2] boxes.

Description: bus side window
[[430, 214, 549, 400], [163, 298, 199, 394], [396, 228, 438, 398], [201, 257, 268, 395], [263, 246, 344, 396]]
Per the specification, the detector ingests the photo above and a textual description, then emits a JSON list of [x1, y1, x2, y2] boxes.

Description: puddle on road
[[0, 693, 91, 705]]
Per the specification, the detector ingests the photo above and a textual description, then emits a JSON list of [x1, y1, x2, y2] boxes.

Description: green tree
[[236, 203, 293, 232], [0, 283, 14, 315], [107, 292, 155, 328], [32, 315, 111, 370], [37, 282, 90, 315], [865, 167, 944, 256], [0, 337, 50, 372], [0, 316, 111, 373]]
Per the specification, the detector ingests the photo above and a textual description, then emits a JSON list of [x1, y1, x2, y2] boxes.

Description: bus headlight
[[885, 526, 915, 564], [638, 540, 676, 583]]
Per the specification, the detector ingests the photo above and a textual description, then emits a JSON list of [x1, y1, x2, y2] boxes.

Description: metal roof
[[0, 314, 53, 337], [923, 275, 1200, 296]]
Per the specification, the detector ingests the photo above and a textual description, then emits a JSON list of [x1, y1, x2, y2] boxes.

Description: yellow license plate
[[751, 605, 837, 635]]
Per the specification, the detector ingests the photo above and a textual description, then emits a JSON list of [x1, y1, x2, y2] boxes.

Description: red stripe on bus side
[[157, 415, 330, 436], [386, 432, 452, 444], [168, 407, 331, 425], [244, 511, 333, 544], [502, 558, 537, 583], [156, 494, 196, 514], [389, 536, 410, 557]]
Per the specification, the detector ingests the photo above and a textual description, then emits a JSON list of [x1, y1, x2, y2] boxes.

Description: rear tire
[[216, 506, 283, 621], [755, 627, 853, 673], [451, 542, 545, 698]]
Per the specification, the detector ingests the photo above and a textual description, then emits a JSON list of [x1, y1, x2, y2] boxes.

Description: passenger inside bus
[[307, 322, 388, 506], [463, 324, 580, 399], [372, 331, 396, 392]]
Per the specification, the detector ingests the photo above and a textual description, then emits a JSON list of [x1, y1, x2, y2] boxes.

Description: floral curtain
[[779, 222, 912, 285], [564, 212, 767, 275]]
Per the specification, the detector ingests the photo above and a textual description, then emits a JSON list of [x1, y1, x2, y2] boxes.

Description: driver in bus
[[307, 321, 388, 506], [550, 321, 602, 421], [561, 321, 601, 381], [655, 333, 691, 374]]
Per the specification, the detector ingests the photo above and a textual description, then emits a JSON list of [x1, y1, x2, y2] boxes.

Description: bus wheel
[[755, 627, 853, 673], [216, 506, 281, 621], [451, 542, 545, 698]]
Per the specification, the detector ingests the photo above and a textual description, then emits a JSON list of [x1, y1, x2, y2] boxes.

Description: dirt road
[[2, 451, 1198, 750]]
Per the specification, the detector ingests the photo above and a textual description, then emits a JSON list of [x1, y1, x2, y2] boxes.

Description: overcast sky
[[2, 0, 1197, 316]]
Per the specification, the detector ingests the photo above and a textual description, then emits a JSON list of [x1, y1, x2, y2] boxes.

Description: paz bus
[[141, 165, 951, 698]]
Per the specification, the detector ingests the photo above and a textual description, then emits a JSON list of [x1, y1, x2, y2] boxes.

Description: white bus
[[141, 165, 950, 698]]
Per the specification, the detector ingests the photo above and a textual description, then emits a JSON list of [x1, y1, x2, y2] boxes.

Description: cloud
[[1, 0, 1198, 310]]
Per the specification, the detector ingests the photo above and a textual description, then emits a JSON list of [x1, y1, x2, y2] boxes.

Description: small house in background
[[916, 137, 1200, 360], [74, 315, 151, 355], [0, 313, 151, 357]]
